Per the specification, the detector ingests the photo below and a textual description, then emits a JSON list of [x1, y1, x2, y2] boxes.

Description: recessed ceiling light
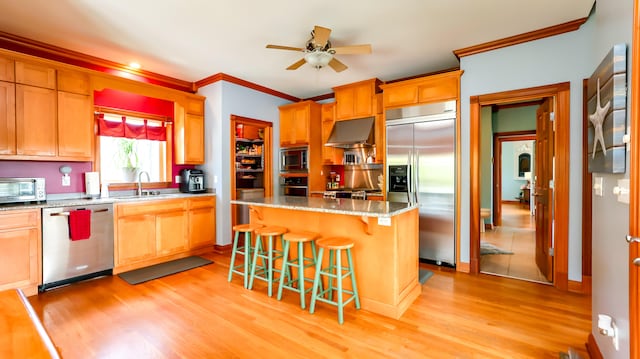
[[128, 62, 141, 69]]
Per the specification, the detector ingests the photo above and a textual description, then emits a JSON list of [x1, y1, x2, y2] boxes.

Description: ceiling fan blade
[[328, 58, 348, 73], [331, 44, 372, 55], [286, 58, 307, 70], [266, 44, 304, 52], [313, 25, 331, 48]]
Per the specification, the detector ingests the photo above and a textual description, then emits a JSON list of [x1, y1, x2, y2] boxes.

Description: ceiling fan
[[266, 25, 372, 72]]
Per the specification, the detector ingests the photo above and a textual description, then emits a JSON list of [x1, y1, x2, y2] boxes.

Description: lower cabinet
[[0, 209, 41, 296], [114, 195, 216, 274]]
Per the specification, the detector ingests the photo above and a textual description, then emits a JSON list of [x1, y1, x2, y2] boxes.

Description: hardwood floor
[[480, 203, 550, 283], [28, 251, 591, 358]]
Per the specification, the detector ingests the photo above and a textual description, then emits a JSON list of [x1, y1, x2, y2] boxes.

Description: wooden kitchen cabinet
[[57, 69, 90, 95], [333, 78, 381, 121], [188, 196, 216, 249], [0, 209, 41, 297], [15, 61, 56, 89], [156, 210, 189, 256], [174, 98, 205, 165], [57, 91, 93, 160], [279, 100, 320, 147], [0, 55, 14, 82], [381, 70, 461, 108], [16, 84, 56, 157], [0, 81, 16, 155], [114, 195, 215, 274], [321, 102, 343, 164]]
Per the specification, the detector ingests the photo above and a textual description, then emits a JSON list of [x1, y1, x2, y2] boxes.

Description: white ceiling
[[0, 0, 594, 99]]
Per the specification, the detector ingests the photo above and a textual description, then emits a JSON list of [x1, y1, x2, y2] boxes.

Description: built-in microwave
[[0, 178, 46, 204], [280, 146, 308, 173]]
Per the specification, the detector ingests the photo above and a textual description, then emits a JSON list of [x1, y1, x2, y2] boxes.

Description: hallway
[[480, 203, 550, 283]]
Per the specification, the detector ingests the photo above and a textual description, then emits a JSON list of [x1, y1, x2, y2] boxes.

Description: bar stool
[[277, 231, 321, 309], [228, 223, 263, 288], [248, 225, 289, 297], [309, 237, 360, 324]]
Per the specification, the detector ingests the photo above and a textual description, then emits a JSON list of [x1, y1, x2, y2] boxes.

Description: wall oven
[[0, 178, 46, 204], [280, 176, 308, 197], [280, 147, 308, 173]]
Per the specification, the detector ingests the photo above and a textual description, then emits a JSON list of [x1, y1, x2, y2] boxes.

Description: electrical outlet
[[175, 175, 181, 183], [593, 177, 603, 197], [62, 175, 71, 187]]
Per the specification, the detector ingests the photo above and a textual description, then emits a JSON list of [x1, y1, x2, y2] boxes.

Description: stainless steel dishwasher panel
[[42, 204, 114, 289]]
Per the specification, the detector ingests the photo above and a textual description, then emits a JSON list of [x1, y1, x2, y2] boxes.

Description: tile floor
[[480, 203, 551, 284]]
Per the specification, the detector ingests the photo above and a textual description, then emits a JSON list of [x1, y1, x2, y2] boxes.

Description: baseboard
[[586, 333, 603, 359], [501, 200, 520, 204], [213, 244, 232, 254]]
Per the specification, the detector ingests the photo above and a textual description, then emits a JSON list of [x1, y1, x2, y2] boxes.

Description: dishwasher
[[41, 203, 114, 291]]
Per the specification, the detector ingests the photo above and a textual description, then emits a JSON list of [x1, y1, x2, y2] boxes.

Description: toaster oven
[[0, 178, 46, 204]]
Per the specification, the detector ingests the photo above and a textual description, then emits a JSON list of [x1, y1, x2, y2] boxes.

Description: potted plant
[[115, 138, 140, 182]]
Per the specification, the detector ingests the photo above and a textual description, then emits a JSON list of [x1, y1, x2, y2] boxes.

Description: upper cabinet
[[381, 71, 461, 108], [320, 103, 343, 165], [0, 56, 94, 161], [333, 78, 381, 121], [174, 95, 205, 165], [279, 100, 321, 147]]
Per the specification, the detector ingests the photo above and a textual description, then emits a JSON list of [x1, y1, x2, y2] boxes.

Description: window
[[97, 111, 171, 185]]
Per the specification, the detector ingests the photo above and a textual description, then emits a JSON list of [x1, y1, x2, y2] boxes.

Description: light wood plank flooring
[[481, 203, 550, 283], [28, 251, 590, 358]]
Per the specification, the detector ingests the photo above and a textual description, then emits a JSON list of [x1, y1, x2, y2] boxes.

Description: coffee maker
[[179, 169, 206, 193]]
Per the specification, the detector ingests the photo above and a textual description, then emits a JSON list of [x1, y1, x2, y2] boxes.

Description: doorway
[[469, 83, 571, 290], [230, 115, 273, 228]]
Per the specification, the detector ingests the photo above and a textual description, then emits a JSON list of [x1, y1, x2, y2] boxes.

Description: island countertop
[[231, 195, 416, 218]]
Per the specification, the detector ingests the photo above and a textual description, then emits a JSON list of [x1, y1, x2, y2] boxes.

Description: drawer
[[188, 196, 215, 210], [0, 209, 40, 230], [117, 199, 187, 217]]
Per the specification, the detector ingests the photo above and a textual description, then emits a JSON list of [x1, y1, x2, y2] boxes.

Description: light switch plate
[[378, 217, 391, 226], [594, 177, 603, 197], [615, 179, 630, 204], [62, 175, 70, 187], [175, 175, 181, 183]]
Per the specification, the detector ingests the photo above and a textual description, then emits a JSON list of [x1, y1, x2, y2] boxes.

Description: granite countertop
[[230, 196, 417, 218], [0, 191, 216, 211]]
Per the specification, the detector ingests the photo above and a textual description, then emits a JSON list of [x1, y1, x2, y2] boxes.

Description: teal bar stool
[[277, 231, 321, 309], [248, 225, 290, 297], [309, 237, 360, 324], [228, 223, 263, 288]]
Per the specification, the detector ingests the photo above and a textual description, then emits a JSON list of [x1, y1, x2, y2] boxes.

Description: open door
[[535, 97, 554, 282]]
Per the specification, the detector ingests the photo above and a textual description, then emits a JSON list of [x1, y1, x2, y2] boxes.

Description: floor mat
[[118, 256, 213, 285], [419, 268, 434, 284], [480, 242, 514, 255]]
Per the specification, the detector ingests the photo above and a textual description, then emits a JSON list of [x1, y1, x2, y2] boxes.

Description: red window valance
[[97, 113, 167, 141]]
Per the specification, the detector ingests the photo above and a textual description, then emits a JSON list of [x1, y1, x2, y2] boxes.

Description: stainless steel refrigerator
[[386, 101, 456, 267]]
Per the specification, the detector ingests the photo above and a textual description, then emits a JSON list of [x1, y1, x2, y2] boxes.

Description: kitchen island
[[230, 196, 420, 319]]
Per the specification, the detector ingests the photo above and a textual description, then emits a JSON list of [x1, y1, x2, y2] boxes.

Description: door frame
[[229, 115, 273, 228], [469, 82, 570, 290], [628, 0, 640, 355], [492, 131, 537, 227]]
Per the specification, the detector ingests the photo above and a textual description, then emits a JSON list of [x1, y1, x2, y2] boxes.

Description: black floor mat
[[118, 256, 213, 285]]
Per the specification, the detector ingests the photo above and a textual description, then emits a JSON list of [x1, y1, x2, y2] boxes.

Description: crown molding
[[453, 17, 588, 59], [0, 30, 195, 93], [194, 73, 300, 102]]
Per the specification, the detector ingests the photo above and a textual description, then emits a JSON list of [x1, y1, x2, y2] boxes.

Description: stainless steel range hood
[[324, 117, 375, 148]]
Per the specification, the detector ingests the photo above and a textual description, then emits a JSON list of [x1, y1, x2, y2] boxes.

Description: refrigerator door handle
[[413, 149, 420, 203]]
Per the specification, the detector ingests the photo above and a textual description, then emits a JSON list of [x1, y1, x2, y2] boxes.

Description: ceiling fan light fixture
[[304, 50, 333, 69]]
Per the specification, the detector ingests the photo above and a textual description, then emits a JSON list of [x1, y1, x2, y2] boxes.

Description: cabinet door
[[279, 106, 295, 145], [186, 96, 204, 116], [353, 84, 374, 118], [189, 206, 216, 249], [156, 210, 188, 256], [0, 228, 39, 292], [0, 56, 14, 82], [16, 85, 56, 156], [15, 61, 56, 89], [291, 106, 309, 144], [184, 113, 204, 164], [0, 81, 16, 155], [116, 215, 156, 266], [57, 70, 90, 95], [58, 92, 92, 159], [321, 103, 342, 164], [334, 87, 355, 120]]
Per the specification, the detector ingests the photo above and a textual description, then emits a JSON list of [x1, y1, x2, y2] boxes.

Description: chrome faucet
[[137, 171, 150, 196]]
